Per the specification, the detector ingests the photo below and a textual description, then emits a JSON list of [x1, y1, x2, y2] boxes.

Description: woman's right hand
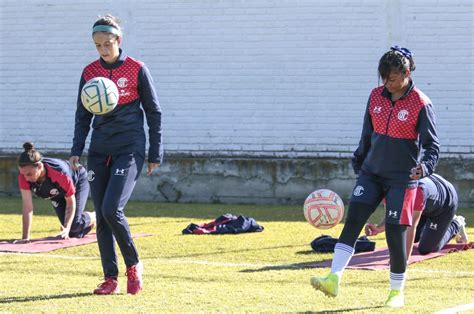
[[69, 156, 81, 170], [364, 224, 381, 236]]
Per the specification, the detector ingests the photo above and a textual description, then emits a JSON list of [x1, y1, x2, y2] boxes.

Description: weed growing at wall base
[[0, 197, 472, 312]]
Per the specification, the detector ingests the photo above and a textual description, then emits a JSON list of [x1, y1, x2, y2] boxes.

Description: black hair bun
[[23, 142, 34, 152]]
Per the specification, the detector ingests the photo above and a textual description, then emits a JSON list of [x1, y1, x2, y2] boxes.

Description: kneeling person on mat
[[16, 142, 96, 242], [365, 174, 468, 261]]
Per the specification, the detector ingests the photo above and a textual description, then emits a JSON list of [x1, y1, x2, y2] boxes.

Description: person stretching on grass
[[365, 173, 468, 261], [310, 46, 440, 308], [70, 15, 163, 295], [17, 142, 96, 242]]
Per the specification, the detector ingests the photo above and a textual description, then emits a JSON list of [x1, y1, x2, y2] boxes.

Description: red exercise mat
[[313, 242, 473, 270], [0, 233, 152, 253]]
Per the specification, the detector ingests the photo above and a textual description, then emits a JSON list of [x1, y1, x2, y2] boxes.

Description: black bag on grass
[[311, 235, 375, 253]]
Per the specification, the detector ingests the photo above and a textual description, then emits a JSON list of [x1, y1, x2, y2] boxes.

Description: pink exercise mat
[[0, 233, 152, 253], [313, 242, 473, 270]]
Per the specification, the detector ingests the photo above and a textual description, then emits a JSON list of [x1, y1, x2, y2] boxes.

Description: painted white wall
[[0, 0, 472, 158]]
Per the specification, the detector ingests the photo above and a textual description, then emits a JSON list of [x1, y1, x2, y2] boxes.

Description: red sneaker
[[126, 261, 143, 295], [93, 277, 119, 295]]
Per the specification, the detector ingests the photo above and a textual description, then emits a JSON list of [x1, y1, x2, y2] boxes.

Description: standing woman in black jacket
[[310, 46, 439, 308], [70, 14, 163, 295]]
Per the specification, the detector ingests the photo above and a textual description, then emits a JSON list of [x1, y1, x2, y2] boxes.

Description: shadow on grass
[[3, 196, 473, 226], [149, 243, 308, 259], [0, 196, 310, 222], [300, 306, 385, 313], [296, 249, 321, 255], [0, 292, 92, 304], [240, 260, 329, 272]]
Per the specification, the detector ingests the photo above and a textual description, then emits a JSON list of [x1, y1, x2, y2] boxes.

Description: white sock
[[390, 272, 406, 291], [330, 243, 355, 279]]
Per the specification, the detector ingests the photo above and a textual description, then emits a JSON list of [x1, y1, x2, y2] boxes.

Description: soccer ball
[[81, 77, 119, 115], [303, 189, 344, 229]]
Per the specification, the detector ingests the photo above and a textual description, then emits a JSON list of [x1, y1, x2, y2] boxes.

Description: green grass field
[[0, 196, 473, 313]]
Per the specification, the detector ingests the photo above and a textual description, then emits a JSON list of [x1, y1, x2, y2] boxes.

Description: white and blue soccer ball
[[81, 77, 119, 115]]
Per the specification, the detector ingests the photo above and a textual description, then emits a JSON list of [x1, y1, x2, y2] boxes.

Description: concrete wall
[[2, 155, 474, 207], [133, 157, 474, 207]]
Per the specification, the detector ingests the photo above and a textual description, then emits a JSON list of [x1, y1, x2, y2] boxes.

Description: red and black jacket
[[71, 50, 163, 163], [352, 81, 439, 184]]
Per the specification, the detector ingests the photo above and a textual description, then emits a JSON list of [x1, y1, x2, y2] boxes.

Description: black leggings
[[339, 202, 377, 246], [339, 202, 407, 273]]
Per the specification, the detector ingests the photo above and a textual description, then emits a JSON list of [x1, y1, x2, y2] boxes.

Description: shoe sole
[[310, 278, 337, 298], [93, 289, 120, 295], [385, 301, 404, 308]]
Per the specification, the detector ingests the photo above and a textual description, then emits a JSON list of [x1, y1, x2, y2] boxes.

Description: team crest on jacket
[[117, 77, 128, 88], [50, 188, 59, 196], [397, 110, 409, 121]]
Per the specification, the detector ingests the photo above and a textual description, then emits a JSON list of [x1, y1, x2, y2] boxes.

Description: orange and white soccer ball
[[303, 189, 344, 229], [81, 77, 119, 115]]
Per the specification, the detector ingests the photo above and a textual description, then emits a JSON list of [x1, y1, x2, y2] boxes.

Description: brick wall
[[0, 0, 472, 158]]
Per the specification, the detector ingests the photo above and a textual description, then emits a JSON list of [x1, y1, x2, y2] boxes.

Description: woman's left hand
[[146, 162, 161, 176], [58, 226, 70, 239]]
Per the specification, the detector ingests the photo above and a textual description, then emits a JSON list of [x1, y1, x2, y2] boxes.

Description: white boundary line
[[2, 252, 474, 277], [435, 302, 474, 314], [0, 252, 98, 260], [408, 268, 474, 277], [154, 258, 276, 268]]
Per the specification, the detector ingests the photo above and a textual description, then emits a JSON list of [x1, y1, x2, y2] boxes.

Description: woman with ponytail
[[17, 142, 96, 242], [310, 46, 440, 308]]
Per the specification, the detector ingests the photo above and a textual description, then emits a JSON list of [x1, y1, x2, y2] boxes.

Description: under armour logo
[[397, 110, 409, 121], [115, 168, 127, 176], [51, 200, 59, 207], [373, 106, 382, 114], [429, 223, 438, 230], [388, 210, 398, 218], [353, 186, 364, 197]]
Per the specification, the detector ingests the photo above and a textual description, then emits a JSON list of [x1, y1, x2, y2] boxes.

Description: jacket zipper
[[385, 100, 396, 135]]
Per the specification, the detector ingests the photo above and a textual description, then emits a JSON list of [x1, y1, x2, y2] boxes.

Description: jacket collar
[[381, 79, 415, 101], [99, 49, 127, 69]]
